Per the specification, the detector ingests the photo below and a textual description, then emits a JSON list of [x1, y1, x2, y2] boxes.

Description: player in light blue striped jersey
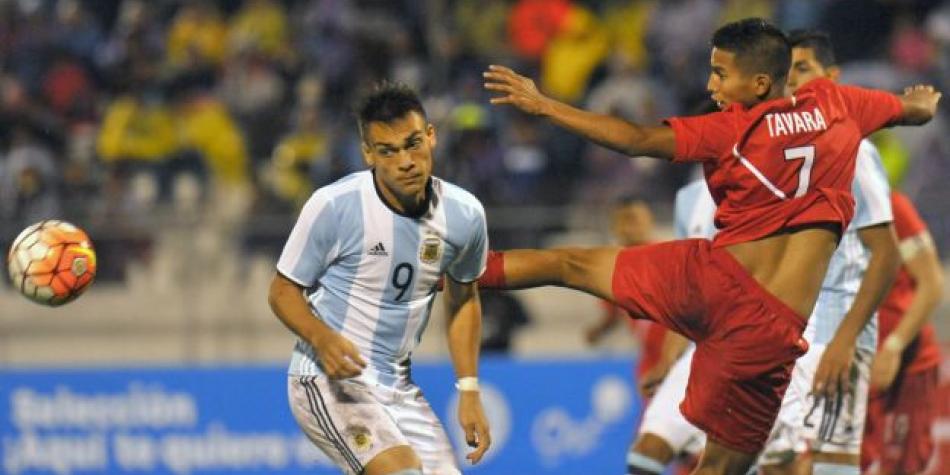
[[269, 82, 490, 475]]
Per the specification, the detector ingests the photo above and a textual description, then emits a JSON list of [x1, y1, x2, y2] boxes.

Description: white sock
[[812, 461, 860, 475], [626, 451, 665, 475]]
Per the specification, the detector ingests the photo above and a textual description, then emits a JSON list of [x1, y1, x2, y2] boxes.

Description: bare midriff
[[725, 224, 839, 320]]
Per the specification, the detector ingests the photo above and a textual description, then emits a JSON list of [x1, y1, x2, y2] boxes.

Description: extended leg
[[483, 247, 622, 301]]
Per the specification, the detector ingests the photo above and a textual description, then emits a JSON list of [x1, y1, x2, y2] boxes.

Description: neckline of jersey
[[370, 169, 434, 219], [727, 77, 828, 116]]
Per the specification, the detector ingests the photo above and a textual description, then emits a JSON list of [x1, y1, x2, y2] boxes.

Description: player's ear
[[753, 73, 773, 98], [361, 141, 375, 167], [426, 123, 437, 148], [827, 66, 841, 82]]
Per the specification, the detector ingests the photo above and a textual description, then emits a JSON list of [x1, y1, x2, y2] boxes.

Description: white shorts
[[759, 344, 873, 465], [288, 375, 460, 475], [636, 345, 705, 456]]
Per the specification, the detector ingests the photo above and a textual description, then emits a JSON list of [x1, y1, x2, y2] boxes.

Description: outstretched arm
[[483, 65, 677, 159], [444, 278, 491, 464]]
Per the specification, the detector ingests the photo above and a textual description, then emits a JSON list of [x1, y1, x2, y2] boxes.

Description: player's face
[[707, 47, 771, 110], [612, 202, 654, 246], [363, 111, 436, 209], [786, 47, 839, 94]]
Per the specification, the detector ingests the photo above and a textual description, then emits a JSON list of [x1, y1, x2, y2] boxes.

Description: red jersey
[[877, 191, 941, 373], [665, 78, 903, 247]]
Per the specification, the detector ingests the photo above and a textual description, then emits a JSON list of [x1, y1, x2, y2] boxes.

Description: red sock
[[478, 250, 506, 289]]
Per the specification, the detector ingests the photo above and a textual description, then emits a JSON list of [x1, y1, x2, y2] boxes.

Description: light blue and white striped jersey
[[276, 170, 488, 388], [807, 140, 892, 350], [673, 179, 717, 240]]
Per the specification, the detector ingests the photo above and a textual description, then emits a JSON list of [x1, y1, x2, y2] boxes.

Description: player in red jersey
[[482, 18, 940, 474], [861, 191, 944, 475], [584, 195, 670, 385]]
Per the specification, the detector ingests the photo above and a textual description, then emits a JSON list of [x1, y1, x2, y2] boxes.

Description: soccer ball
[[7, 220, 97, 306]]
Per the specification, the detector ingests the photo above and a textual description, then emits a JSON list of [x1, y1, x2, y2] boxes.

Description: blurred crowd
[[1, 0, 950, 283]]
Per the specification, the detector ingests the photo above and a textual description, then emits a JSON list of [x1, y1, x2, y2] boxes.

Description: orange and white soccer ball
[[7, 220, 97, 306]]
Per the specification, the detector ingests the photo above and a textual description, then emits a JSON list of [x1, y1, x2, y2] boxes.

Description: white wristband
[[883, 335, 904, 352], [455, 377, 479, 392]]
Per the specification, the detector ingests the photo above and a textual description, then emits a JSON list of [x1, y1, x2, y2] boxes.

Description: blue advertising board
[[0, 357, 643, 474]]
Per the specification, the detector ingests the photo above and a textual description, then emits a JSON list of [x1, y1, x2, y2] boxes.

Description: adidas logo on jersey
[[368, 242, 388, 256]]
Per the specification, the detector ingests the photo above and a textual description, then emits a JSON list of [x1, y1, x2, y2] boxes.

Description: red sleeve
[[890, 192, 928, 240], [663, 111, 736, 163], [836, 84, 903, 136]]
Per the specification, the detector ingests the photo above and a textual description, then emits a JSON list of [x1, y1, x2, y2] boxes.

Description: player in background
[[482, 17, 940, 474], [582, 194, 694, 474], [584, 195, 670, 389], [624, 178, 715, 475], [749, 30, 902, 475], [861, 191, 944, 475], [268, 82, 491, 475]]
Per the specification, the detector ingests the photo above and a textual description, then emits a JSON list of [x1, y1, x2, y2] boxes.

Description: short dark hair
[[787, 29, 836, 68], [356, 81, 426, 141], [712, 18, 790, 84]]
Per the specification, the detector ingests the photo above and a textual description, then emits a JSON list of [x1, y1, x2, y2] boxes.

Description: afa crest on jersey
[[419, 234, 442, 264], [346, 424, 374, 453]]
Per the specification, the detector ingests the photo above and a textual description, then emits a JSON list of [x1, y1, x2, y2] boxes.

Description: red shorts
[[611, 239, 808, 453], [861, 366, 938, 474]]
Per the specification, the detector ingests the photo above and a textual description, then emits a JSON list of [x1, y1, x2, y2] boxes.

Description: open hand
[[483, 65, 550, 115]]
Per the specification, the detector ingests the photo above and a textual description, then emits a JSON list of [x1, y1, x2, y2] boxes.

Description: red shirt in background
[[877, 191, 941, 373], [600, 300, 667, 378]]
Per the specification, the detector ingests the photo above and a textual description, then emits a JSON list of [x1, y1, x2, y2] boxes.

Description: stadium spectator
[[166, 1, 228, 70], [540, 4, 610, 104], [227, 0, 289, 61]]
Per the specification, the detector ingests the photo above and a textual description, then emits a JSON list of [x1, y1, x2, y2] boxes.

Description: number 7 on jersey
[[784, 145, 816, 199]]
